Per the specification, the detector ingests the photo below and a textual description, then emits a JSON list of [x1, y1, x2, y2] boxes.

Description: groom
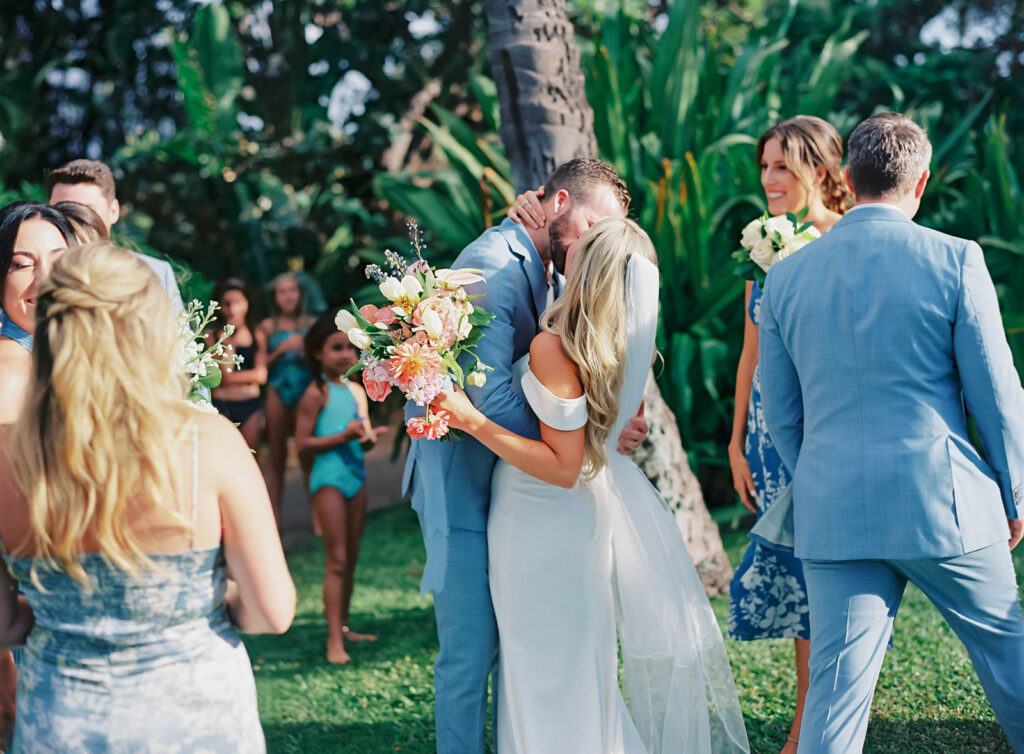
[[759, 112, 1024, 753], [403, 158, 642, 753]]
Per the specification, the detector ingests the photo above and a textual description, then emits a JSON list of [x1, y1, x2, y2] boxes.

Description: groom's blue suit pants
[[432, 527, 498, 754], [799, 542, 1024, 753]]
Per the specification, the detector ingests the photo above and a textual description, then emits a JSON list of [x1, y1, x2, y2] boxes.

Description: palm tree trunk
[[483, 0, 596, 192], [484, 0, 733, 596]]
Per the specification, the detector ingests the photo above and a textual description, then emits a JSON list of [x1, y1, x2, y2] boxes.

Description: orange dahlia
[[388, 340, 444, 388]]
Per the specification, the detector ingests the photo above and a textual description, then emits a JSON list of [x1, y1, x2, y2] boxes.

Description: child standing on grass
[[296, 311, 386, 664], [209, 278, 268, 450]]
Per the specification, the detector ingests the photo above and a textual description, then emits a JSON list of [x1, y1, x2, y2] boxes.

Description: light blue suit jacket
[[759, 204, 1024, 560], [137, 254, 184, 312], [403, 219, 555, 593]]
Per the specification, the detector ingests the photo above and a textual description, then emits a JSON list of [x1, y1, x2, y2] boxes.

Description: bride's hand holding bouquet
[[337, 222, 497, 440]]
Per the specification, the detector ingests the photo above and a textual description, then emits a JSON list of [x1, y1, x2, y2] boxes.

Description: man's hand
[[616, 401, 648, 455], [0, 650, 16, 745], [1009, 518, 1023, 550]]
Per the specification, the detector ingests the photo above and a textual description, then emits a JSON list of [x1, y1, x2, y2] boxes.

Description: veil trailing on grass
[[599, 254, 750, 753]]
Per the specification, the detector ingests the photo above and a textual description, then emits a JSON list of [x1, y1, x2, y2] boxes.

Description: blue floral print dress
[[2, 436, 265, 752], [727, 282, 811, 641]]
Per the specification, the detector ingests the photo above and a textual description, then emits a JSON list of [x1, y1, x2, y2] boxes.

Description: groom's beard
[[548, 213, 572, 275]]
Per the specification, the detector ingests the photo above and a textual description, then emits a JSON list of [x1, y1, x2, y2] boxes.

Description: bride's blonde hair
[[541, 217, 657, 478], [9, 241, 193, 584]]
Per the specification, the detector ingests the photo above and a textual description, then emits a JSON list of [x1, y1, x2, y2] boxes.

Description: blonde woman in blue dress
[[0, 242, 295, 752], [435, 218, 749, 753]]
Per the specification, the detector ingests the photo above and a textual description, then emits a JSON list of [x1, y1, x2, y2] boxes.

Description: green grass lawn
[[246, 505, 1020, 753]]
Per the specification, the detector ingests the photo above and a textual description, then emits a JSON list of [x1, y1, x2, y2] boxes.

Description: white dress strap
[[190, 423, 199, 549], [520, 365, 587, 431]]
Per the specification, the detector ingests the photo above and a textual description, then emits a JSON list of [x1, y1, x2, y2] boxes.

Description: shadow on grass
[[744, 717, 1012, 754], [262, 719, 436, 754], [245, 604, 437, 677], [862, 718, 1012, 754]]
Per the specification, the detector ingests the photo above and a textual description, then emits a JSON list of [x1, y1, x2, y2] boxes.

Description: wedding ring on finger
[[521, 198, 529, 206]]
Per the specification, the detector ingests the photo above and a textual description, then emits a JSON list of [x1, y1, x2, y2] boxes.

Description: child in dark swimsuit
[[209, 278, 267, 450]]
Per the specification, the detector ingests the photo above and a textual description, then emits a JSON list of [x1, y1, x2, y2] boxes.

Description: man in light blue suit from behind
[[402, 159, 645, 753], [759, 112, 1024, 753]]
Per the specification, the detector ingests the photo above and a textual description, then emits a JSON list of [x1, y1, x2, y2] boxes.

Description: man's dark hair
[[47, 159, 117, 204], [0, 201, 76, 286], [847, 113, 932, 200], [543, 158, 630, 211]]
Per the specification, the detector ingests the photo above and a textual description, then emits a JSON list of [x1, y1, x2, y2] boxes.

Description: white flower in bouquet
[[764, 215, 796, 239], [379, 277, 406, 302], [348, 327, 372, 350], [749, 237, 775, 271], [733, 208, 821, 282], [335, 309, 358, 332], [176, 300, 243, 410], [740, 219, 763, 250]]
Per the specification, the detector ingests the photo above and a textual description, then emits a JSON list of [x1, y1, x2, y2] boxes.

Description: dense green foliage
[[247, 505, 1020, 752], [1, 0, 1021, 504], [374, 0, 1024, 504]]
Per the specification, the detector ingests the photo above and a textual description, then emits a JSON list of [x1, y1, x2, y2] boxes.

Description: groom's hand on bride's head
[[616, 401, 648, 455], [507, 187, 546, 229], [1008, 518, 1023, 551]]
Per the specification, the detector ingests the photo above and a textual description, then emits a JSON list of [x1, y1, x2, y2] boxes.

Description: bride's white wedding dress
[[487, 255, 750, 754]]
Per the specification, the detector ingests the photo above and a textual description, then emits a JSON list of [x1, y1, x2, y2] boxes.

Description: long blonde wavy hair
[[9, 241, 193, 585], [541, 217, 657, 478]]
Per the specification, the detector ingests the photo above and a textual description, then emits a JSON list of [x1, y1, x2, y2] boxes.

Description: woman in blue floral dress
[[727, 116, 849, 754], [0, 242, 295, 752]]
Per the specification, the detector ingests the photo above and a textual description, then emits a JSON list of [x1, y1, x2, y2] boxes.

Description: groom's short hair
[[544, 158, 630, 211], [48, 159, 117, 203], [847, 112, 932, 200]]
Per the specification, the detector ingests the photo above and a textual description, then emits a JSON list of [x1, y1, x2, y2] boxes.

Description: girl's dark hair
[[52, 200, 109, 242], [304, 308, 344, 389], [211, 277, 253, 332], [0, 201, 76, 286]]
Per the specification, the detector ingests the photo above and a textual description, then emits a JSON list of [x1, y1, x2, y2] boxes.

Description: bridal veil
[[600, 254, 750, 753]]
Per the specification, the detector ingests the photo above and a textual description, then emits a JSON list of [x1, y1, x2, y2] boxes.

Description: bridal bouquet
[[337, 221, 495, 440], [732, 208, 820, 284], [176, 299, 242, 412]]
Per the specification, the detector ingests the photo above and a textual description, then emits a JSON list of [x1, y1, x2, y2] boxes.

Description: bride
[[434, 217, 750, 753]]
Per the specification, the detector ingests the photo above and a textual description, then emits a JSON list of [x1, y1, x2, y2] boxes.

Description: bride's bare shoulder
[[528, 332, 582, 399]]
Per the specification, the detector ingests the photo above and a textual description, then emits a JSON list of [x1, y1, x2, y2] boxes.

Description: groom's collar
[[498, 217, 544, 264], [497, 217, 550, 317], [834, 202, 913, 228]]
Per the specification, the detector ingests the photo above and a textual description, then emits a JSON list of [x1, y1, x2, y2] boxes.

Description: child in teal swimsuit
[[258, 273, 315, 522], [296, 311, 386, 664]]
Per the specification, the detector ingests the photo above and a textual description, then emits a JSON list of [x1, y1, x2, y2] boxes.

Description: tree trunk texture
[[484, 0, 596, 191], [632, 375, 734, 596], [484, 0, 733, 596]]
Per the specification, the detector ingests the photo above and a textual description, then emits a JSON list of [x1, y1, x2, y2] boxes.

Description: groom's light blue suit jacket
[[759, 204, 1024, 561], [403, 219, 550, 593]]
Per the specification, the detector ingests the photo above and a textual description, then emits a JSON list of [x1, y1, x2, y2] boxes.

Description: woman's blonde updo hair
[[757, 115, 851, 214], [541, 217, 657, 478], [10, 241, 193, 584]]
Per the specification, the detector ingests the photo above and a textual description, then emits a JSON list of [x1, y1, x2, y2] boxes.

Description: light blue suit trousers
[[760, 204, 1024, 753], [403, 219, 554, 753]]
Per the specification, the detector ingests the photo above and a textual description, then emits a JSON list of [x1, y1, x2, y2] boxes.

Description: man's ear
[[844, 165, 856, 197], [913, 169, 930, 199], [108, 198, 120, 227], [550, 189, 571, 216]]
